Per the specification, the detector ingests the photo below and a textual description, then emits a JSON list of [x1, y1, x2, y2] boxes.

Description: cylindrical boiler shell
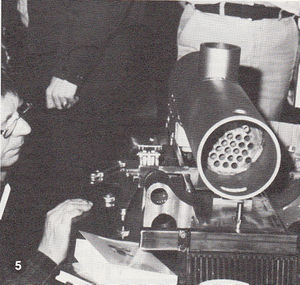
[[169, 49, 281, 200]]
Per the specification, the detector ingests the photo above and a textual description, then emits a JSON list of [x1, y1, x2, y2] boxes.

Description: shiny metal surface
[[169, 43, 281, 200], [143, 171, 195, 228], [198, 42, 241, 81]]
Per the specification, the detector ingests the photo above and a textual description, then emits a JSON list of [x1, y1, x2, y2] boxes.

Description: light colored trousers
[[177, 4, 298, 120]]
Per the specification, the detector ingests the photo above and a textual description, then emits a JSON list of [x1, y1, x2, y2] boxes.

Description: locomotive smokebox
[[170, 43, 281, 200]]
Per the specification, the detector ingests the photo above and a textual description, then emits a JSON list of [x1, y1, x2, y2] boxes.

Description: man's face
[[1, 92, 31, 168]]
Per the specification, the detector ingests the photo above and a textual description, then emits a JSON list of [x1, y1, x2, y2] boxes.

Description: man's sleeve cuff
[[32, 251, 57, 273]]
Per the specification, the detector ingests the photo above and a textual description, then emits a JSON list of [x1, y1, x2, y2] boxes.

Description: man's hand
[[46, 76, 79, 109], [38, 199, 93, 264]]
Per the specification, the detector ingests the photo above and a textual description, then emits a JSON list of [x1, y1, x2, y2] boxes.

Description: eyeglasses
[[1, 102, 33, 138]]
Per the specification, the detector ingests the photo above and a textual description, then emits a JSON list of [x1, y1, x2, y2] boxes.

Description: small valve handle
[[104, 193, 115, 208]]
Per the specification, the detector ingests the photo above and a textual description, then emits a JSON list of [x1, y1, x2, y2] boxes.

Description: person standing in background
[[176, 1, 299, 121], [5, 1, 143, 189], [2, 0, 183, 212], [16, 0, 134, 109]]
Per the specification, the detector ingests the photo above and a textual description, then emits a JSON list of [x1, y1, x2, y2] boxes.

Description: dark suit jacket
[[25, 0, 133, 87], [0, 250, 56, 285], [0, 183, 56, 284]]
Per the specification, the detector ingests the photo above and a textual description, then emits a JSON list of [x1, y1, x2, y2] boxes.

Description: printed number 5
[[15, 260, 22, 271]]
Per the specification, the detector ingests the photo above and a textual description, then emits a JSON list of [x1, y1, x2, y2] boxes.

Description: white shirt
[[182, 1, 300, 16], [0, 184, 11, 220]]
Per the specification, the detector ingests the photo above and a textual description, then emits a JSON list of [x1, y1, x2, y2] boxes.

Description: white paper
[[56, 270, 94, 285], [73, 231, 177, 285]]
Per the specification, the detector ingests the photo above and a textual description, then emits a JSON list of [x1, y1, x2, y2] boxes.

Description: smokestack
[[198, 42, 241, 82]]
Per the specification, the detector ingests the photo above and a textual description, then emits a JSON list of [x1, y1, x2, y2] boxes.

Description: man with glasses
[[0, 73, 93, 283]]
